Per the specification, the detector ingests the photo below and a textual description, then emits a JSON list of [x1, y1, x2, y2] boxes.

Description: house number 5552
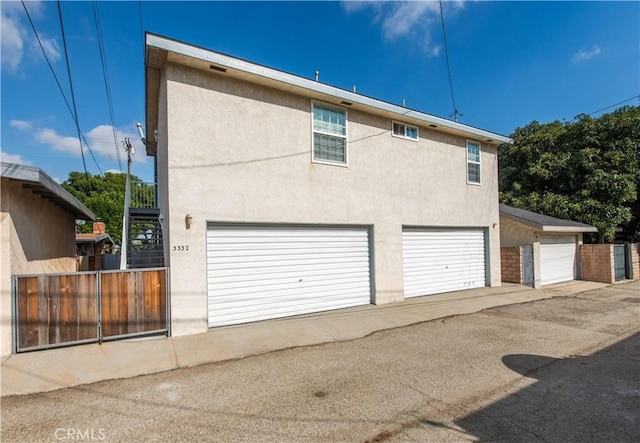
[[173, 245, 189, 251]]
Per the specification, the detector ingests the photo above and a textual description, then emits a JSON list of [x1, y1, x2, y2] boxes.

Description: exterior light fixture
[[185, 214, 193, 230]]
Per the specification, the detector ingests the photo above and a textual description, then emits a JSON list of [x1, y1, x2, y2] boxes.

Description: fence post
[[11, 275, 17, 354], [97, 270, 102, 344], [166, 268, 171, 337]]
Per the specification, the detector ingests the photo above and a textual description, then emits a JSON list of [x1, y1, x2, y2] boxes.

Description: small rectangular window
[[467, 140, 481, 184], [392, 121, 418, 140], [312, 102, 347, 165]]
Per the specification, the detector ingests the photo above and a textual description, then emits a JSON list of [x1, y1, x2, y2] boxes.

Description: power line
[[57, 1, 89, 177], [22, 1, 103, 176], [585, 94, 640, 117], [438, 0, 461, 122], [93, 1, 123, 171]]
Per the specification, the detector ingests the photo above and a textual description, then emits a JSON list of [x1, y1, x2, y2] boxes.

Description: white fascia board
[[540, 225, 599, 233], [146, 34, 512, 145]]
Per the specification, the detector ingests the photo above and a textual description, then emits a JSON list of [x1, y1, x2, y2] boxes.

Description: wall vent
[[209, 64, 227, 73]]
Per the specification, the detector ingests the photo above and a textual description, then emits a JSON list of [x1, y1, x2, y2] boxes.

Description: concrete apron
[[0, 280, 609, 397]]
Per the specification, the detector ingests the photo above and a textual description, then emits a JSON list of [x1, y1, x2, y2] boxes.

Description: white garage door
[[540, 235, 577, 285], [403, 228, 486, 298], [207, 225, 372, 327]]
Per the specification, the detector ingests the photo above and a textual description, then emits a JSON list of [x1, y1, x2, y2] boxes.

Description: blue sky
[[2, 1, 639, 183]]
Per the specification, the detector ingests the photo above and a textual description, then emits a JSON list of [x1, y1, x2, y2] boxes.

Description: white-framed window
[[467, 140, 481, 184], [312, 101, 347, 165], [392, 121, 419, 141]]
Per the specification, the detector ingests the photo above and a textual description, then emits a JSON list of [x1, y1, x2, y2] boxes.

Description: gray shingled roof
[[1, 162, 96, 220], [499, 204, 597, 233]]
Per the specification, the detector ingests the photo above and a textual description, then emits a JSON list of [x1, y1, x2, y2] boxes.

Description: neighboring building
[[76, 221, 116, 271], [1, 162, 95, 358], [499, 204, 598, 288], [144, 34, 512, 337]]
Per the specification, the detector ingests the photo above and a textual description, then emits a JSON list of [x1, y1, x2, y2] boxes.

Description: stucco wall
[[0, 178, 77, 358], [499, 216, 538, 247], [160, 63, 502, 336]]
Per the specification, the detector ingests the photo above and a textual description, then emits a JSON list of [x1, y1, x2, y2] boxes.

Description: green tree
[[63, 171, 147, 246], [499, 106, 640, 242]]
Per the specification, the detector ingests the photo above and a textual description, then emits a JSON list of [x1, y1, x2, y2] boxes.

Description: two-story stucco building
[[144, 34, 512, 337]]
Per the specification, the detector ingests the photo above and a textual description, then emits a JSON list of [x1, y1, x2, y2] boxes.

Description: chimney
[[93, 222, 106, 234]]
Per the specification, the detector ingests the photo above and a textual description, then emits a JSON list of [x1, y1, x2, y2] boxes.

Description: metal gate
[[12, 268, 169, 353], [614, 245, 626, 280], [522, 245, 534, 287]]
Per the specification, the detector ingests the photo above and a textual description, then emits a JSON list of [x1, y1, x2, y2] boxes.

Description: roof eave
[[1, 162, 96, 220], [500, 211, 598, 233], [540, 225, 599, 233], [144, 33, 512, 153]]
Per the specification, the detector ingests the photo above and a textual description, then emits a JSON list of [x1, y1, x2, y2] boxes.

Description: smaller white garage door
[[207, 225, 372, 327], [403, 228, 487, 298], [540, 235, 577, 285]]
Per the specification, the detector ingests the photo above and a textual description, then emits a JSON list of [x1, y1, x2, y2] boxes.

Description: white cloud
[[1, 1, 60, 73], [1, 11, 24, 72], [342, 0, 464, 55], [381, 1, 440, 40], [10, 119, 33, 131], [35, 124, 147, 164], [32, 35, 60, 62], [572, 45, 602, 63], [1, 151, 33, 166]]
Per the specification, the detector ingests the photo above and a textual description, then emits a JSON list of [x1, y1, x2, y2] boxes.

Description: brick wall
[[580, 244, 614, 283], [501, 246, 522, 284], [630, 243, 640, 280]]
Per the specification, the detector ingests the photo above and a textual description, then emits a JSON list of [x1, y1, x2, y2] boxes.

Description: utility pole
[[119, 138, 133, 270]]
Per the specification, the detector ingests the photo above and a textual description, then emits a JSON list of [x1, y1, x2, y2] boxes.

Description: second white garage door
[[403, 228, 487, 298], [540, 235, 578, 285], [207, 225, 372, 327]]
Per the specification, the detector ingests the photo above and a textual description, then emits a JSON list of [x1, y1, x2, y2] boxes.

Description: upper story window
[[312, 102, 347, 165], [392, 121, 418, 141], [467, 140, 481, 184]]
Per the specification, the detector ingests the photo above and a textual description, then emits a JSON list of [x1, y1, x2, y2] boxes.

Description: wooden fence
[[13, 268, 168, 352], [101, 269, 167, 338]]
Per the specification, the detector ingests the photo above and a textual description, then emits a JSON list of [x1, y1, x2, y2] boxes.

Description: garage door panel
[[540, 235, 577, 285], [209, 292, 369, 325], [403, 229, 486, 298], [210, 298, 366, 327], [207, 225, 371, 327], [208, 278, 371, 299], [209, 287, 370, 305], [209, 268, 370, 286], [206, 251, 369, 267]]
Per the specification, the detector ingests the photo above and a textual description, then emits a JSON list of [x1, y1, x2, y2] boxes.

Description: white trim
[[391, 121, 419, 141], [146, 34, 512, 146], [311, 100, 349, 167], [466, 140, 482, 185]]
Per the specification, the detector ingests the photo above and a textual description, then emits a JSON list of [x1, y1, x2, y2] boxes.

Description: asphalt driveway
[[1, 281, 638, 442]]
